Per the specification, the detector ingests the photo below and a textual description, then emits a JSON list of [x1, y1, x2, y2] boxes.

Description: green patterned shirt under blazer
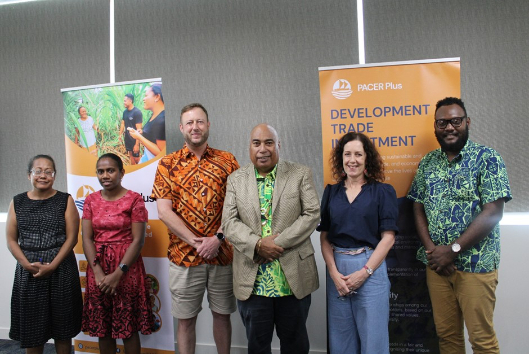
[[252, 166, 293, 297], [222, 160, 320, 301]]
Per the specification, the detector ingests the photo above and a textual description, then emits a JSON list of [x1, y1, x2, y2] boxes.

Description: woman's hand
[[341, 269, 369, 292], [93, 267, 106, 286], [330, 270, 350, 297], [128, 128, 141, 139], [23, 262, 40, 275], [32, 262, 57, 278], [98, 270, 122, 295]]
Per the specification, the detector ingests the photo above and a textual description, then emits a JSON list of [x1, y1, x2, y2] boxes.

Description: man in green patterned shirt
[[223, 124, 320, 354], [408, 97, 511, 354]]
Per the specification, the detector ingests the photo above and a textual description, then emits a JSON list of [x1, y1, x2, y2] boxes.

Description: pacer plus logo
[[74, 185, 96, 212], [331, 79, 352, 99]]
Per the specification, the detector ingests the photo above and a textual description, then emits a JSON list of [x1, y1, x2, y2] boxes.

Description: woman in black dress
[[6, 154, 83, 354]]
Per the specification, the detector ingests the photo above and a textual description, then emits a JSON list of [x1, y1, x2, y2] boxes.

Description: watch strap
[[363, 265, 373, 275], [119, 263, 129, 273], [215, 232, 225, 242]]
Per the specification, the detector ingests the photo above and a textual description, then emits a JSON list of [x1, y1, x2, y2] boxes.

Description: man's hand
[[426, 245, 457, 275], [133, 145, 139, 154], [257, 234, 284, 262], [196, 236, 221, 260]]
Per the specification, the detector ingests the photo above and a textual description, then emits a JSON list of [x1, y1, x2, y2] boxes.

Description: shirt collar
[[181, 144, 211, 159], [254, 164, 277, 181], [459, 139, 474, 156], [441, 139, 473, 162]]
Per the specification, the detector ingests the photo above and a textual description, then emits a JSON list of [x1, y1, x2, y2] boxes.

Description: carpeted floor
[[0, 339, 72, 353]]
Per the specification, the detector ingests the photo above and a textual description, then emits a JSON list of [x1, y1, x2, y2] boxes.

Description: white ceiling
[[0, 0, 44, 6]]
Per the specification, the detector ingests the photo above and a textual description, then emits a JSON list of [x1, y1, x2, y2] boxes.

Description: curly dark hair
[[435, 97, 467, 117], [330, 132, 385, 183]]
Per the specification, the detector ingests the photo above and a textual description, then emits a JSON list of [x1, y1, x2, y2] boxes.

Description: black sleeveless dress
[[9, 191, 83, 348]]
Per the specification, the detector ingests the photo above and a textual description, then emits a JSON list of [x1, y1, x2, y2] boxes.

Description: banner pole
[[109, 0, 115, 83], [357, 0, 365, 64]]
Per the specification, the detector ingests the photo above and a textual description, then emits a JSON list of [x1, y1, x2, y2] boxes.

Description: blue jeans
[[326, 246, 390, 354], [237, 294, 311, 354]]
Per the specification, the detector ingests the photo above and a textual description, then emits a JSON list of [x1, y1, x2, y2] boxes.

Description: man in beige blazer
[[222, 124, 320, 354]]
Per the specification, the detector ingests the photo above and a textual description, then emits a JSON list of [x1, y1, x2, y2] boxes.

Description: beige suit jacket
[[222, 160, 320, 300]]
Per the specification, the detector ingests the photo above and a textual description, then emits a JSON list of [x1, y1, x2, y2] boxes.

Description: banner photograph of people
[[63, 79, 165, 166]]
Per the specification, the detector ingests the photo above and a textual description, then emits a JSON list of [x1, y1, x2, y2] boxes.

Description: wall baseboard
[[194, 343, 326, 354], [0, 331, 326, 354]]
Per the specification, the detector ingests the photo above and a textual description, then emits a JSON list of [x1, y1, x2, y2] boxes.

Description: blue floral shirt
[[407, 140, 512, 273]]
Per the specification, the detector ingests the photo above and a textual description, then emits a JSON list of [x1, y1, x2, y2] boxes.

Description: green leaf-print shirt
[[407, 140, 512, 273], [252, 166, 293, 296]]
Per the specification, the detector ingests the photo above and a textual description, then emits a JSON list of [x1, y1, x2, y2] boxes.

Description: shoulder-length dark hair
[[330, 132, 385, 183]]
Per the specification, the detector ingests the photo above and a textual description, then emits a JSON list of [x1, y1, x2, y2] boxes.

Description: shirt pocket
[[452, 167, 477, 202]]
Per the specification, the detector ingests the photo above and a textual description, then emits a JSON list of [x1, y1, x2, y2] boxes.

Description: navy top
[[142, 110, 166, 144], [318, 181, 399, 248]]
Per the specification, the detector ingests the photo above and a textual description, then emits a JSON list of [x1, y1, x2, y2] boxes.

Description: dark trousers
[[237, 294, 311, 354]]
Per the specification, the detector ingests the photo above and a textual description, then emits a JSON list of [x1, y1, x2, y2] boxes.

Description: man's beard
[[186, 130, 209, 148], [435, 125, 469, 154]]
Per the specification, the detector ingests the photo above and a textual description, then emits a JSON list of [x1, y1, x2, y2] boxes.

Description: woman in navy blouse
[[319, 132, 398, 354]]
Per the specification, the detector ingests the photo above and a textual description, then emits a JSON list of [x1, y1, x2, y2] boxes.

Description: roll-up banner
[[319, 58, 460, 353], [62, 78, 174, 354]]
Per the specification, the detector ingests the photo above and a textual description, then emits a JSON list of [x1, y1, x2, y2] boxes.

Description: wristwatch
[[119, 263, 129, 273], [451, 242, 461, 253], [215, 232, 225, 242], [363, 265, 373, 276]]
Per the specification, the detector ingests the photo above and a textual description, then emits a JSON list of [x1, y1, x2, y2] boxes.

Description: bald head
[[250, 124, 279, 141], [249, 124, 280, 177]]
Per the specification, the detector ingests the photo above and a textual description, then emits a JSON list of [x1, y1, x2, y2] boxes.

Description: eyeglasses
[[31, 169, 55, 177], [435, 116, 467, 129]]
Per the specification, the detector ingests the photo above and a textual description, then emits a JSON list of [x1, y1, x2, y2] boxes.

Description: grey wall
[[0, 0, 527, 210], [364, 0, 529, 211], [113, 0, 357, 194], [0, 0, 109, 206]]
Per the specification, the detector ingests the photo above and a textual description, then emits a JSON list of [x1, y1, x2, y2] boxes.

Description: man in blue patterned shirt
[[407, 97, 511, 353]]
